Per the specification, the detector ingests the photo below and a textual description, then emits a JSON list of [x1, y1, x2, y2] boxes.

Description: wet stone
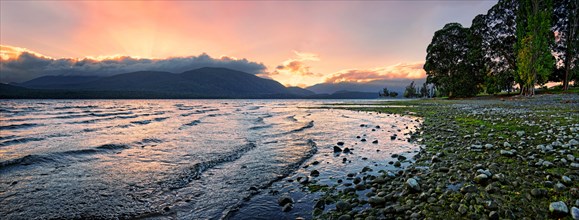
[[549, 201, 568, 215]]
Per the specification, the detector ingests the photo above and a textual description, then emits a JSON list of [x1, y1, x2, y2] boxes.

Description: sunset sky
[[0, 1, 497, 86]]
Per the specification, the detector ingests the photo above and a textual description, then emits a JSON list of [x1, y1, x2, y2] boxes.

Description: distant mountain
[[306, 79, 426, 97], [16, 76, 101, 89], [7, 67, 316, 99]]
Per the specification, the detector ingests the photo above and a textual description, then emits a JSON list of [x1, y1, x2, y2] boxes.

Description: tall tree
[[483, 0, 519, 93], [424, 23, 479, 97], [516, 0, 555, 96], [552, 0, 579, 90]]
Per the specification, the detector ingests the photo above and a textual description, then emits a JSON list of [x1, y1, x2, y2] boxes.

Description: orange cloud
[[0, 45, 50, 60], [324, 62, 426, 83]]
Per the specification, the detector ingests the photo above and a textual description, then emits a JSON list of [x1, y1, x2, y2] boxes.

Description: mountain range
[[1, 67, 391, 99]]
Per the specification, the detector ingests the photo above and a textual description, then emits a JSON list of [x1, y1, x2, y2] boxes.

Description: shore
[[312, 94, 578, 219]]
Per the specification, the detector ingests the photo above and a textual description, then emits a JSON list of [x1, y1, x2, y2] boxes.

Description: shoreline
[[314, 94, 579, 219]]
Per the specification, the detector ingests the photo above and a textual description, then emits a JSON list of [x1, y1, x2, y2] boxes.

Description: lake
[[0, 99, 420, 219]]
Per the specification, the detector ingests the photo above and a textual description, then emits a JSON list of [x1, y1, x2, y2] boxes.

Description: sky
[[0, 1, 497, 86]]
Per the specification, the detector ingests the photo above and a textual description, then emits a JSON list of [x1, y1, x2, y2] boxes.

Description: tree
[[483, 0, 519, 93], [516, 0, 555, 96], [379, 87, 390, 97], [552, 0, 579, 90], [420, 83, 427, 98], [403, 81, 418, 98], [389, 91, 398, 98], [424, 23, 480, 97]]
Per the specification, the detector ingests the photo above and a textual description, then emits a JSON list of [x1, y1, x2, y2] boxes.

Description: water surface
[[0, 99, 420, 219]]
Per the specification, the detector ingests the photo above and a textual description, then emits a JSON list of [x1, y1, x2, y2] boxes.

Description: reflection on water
[[0, 99, 420, 219]]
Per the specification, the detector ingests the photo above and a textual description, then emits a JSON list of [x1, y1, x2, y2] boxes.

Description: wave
[[221, 140, 318, 219], [54, 105, 97, 110], [289, 120, 314, 133], [183, 120, 201, 127], [248, 124, 274, 130], [153, 117, 169, 122], [0, 144, 130, 170], [286, 115, 298, 122], [0, 123, 41, 130], [0, 137, 45, 147], [131, 120, 152, 125], [161, 143, 257, 190]]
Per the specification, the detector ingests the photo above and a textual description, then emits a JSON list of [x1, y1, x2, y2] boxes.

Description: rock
[[571, 207, 579, 220], [531, 188, 547, 197], [569, 154, 577, 161], [474, 174, 489, 183], [390, 135, 396, 140], [562, 176, 573, 185], [361, 138, 367, 142], [549, 201, 568, 215], [337, 141, 345, 146], [337, 215, 351, 220], [500, 150, 514, 157], [477, 169, 492, 177], [431, 155, 442, 162], [438, 167, 450, 173], [504, 142, 511, 148], [310, 170, 320, 177], [555, 182, 567, 192], [397, 155, 407, 160], [406, 178, 420, 191], [298, 176, 309, 185], [492, 173, 505, 182], [334, 146, 342, 153], [489, 211, 499, 220], [278, 195, 294, 206], [458, 204, 468, 215], [372, 176, 386, 184], [343, 187, 356, 194], [312, 161, 320, 165], [485, 144, 494, 149], [543, 161, 554, 167], [343, 148, 351, 153], [572, 163, 579, 169], [336, 201, 351, 212], [354, 184, 365, 191], [282, 203, 293, 212], [314, 199, 325, 210], [484, 200, 498, 210], [353, 177, 361, 184], [460, 185, 478, 193], [368, 196, 386, 207], [372, 140, 378, 144], [516, 131, 525, 136], [394, 161, 401, 167]]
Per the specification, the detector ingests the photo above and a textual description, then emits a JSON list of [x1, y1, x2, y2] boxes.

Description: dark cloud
[[0, 45, 267, 83]]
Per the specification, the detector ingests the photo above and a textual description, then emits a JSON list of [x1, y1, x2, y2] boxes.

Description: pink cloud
[[324, 62, 426, 83]]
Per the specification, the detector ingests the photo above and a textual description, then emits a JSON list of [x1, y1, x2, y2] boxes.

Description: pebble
[[572, 207, 579, 220], [278, 195, 294, 206], [458, 204, 468, 215], [310, 170, 320, 177], [531, 188, 547, 197], [549, 201, 568, 215], [336, 201, 352, 211], [555, 182, 567, 192], [562, 176, 572, 185], [337, 215, 351, 220], [282, 203, 293, 212], [334, 146, 342, 153], [503, 142, 511, 148], [474, 174, 489, 183], [500, 150, 514, 157], [406, 178, 420, 191]]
